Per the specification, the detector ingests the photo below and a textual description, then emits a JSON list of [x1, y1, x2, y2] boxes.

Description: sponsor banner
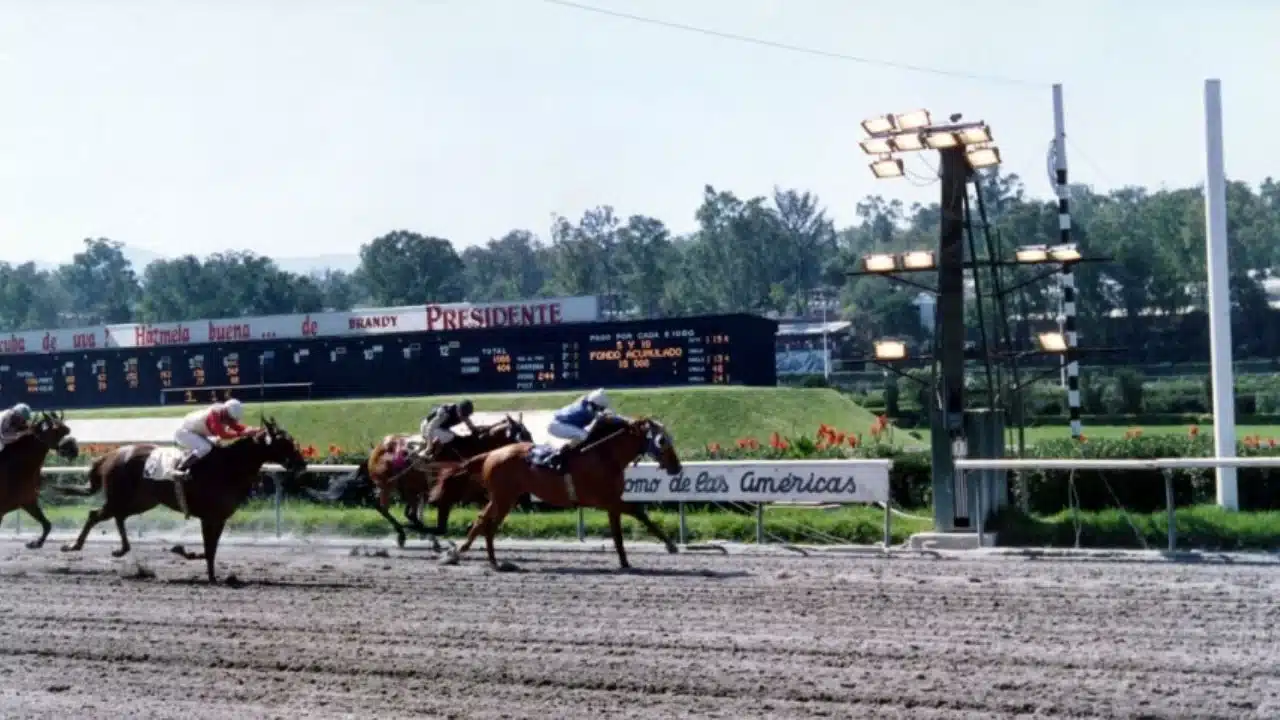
[[0, 296, 600, 355], [620, 460, 891, 504]]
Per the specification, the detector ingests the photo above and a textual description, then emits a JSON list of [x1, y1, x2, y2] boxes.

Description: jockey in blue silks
[[544, 388, 612, 471]]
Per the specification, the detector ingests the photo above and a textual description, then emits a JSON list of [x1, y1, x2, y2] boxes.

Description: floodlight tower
[[859, 109, 1002, 533]]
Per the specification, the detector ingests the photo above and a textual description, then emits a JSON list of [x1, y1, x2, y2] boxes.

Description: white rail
[[33, 460, 898, 548], [955, 455, 1280, 551]]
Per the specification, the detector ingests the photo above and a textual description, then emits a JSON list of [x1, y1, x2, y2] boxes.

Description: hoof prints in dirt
[[0, 540, 1277, 718]]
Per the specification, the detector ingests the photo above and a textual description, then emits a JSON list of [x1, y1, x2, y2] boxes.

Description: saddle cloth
[[525, 444, 577, 503], [144, 447, 186, 481], [526, 444, 560, 470]]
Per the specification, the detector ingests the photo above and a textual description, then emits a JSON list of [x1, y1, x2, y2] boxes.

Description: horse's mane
[[583, 413, 638, 444]]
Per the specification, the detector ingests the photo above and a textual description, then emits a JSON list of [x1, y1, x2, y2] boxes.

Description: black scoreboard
[[0, 313, 777, 410]]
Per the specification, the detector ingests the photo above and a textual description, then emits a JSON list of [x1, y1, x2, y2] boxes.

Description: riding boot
[[175, 477, 191, 519], [172, 453, 197, 519]]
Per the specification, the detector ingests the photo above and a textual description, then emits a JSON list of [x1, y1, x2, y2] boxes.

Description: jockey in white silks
[[545, 389, 612, 471], [172, 398, 253, 477], [0, 403, 34, 452]]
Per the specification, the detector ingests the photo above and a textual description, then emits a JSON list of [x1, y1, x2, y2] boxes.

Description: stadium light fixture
[[892, 133, 926, 152], [1036, 331, 1069, 354], [860, 108, 1000, 181], [874, 339, 908, 361], [1015, 244, 1082, 264], [924, 131, 960, 149], [901, 250, 936, 270], [967, 146, 1002, 169], [862, 115, 896, 135], [895, 109, 932, 131], [862, 253, 898, 273], [860, 137, 894, 155], [1015, 245, 1049, 263], [957, 125, 993, 145], [1048, 244, 1082, 262], [870, 157, 905, 179]]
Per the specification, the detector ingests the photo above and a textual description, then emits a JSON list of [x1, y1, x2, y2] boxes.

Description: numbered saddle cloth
[[143, 446, 187, 481]]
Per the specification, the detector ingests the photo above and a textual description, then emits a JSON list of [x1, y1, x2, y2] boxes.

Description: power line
[[541, 0, 1044, 88]]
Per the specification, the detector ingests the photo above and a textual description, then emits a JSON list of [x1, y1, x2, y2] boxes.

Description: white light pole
[[1203, 78, 1238, 510]]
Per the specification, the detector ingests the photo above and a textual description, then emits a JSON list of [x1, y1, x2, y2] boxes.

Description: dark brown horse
[[432, 414, 682, 571], [59, 416, 307, 583], [0, 410, 79, 549], [307, 414, 533, 549]]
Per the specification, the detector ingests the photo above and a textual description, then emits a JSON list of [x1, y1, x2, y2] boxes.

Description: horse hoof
[[170, 545, 187, 557], [111, 549, 129, 559], [396, 533, 407, 549], [25, 540, 43, 550], [666, 543, 679, 554], [439, 552, 460, 567], [59, 544, 78, 553], [495, 561, 520, 573]]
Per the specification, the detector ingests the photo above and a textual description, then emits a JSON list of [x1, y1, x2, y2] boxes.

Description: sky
[[1, 0, 1277, 266]]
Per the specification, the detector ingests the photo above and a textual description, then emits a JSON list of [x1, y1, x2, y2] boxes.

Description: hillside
[[65, 386, 885, 452]]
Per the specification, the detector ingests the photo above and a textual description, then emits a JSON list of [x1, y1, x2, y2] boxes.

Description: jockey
[[420, 399, 478, 457], [172, 398, 253, 476], [0, 402, 34, 451], [545, 388, 611, 468]]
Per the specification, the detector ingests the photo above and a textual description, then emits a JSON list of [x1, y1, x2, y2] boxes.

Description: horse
[[307, 414, 534, 549], [0, 410, 79, 549], [432, 413, 682, 572], [58, 416, 308, 583]]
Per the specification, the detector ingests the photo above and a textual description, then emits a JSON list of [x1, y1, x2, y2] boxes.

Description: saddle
[[527, 444, 562, 471]]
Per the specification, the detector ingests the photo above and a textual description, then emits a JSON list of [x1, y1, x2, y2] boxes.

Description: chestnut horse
[[307, 414, 533, 549], [59, 416, 307, 583], [0, 410, 79, 549], [432, 414, 682, 571]]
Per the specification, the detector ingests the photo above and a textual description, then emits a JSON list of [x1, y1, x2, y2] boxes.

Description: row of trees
[[3, 172, 1280, 353]]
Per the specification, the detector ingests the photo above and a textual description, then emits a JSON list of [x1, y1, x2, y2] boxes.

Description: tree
[[356, 231, 465, 306], [461, 230, 549, 302], [57, 238, 140, 325]]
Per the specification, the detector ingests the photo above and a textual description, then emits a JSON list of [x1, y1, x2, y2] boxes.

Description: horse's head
[[501, 413, 534, 444], [33, 410, 78, 460], [632, 417, 681, 476], [255, 415, 308, 473]]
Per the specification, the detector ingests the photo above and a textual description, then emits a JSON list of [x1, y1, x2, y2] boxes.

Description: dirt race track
[[2, 536, 1279, 719]]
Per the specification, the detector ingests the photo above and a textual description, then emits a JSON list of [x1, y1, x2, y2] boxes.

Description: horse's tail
[[58, 455, 107, 497], [304, 459, 373, 504]]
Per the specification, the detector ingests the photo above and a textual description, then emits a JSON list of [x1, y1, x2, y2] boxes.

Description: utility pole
[[929, 145, 970, 528]]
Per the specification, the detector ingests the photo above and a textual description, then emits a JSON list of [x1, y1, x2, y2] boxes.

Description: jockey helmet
[[458, 399, 474, 416], [12, 403, 32, 421], [586, 388, 610, 410], [223, 398, 244, 421]]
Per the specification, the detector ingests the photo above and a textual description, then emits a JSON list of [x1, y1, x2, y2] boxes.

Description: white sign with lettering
[[620, 460, 891, 504]]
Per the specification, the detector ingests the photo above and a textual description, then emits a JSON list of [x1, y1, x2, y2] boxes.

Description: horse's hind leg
[[111, 514, 132, 558], [624, 503, 678, 554], [21, 503, 52, 550], [481, 499, 517, 572], [61, 507, 109, 552]]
